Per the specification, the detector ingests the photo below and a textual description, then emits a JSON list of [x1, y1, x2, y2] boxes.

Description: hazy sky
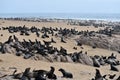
[[0, 0, 120, 13]]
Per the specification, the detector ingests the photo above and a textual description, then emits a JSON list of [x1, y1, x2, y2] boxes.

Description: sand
[[0, 20, 120, 80]]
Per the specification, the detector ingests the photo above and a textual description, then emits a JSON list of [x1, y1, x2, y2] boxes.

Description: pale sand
[[0, 20, 120, 80], [0, 20, 104, 31]]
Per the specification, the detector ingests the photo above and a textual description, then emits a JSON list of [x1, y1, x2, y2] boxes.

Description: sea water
[[0, 13, 120, 22]]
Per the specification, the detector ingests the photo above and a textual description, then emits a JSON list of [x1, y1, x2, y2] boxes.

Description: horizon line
[[0, 13, 120, 14]]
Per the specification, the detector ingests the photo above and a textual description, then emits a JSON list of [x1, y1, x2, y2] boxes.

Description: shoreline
[[0, 17, 120, 22], [0, 13, 120, 22]]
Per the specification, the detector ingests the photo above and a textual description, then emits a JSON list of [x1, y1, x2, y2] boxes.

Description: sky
[[0, 0, 120, 13]]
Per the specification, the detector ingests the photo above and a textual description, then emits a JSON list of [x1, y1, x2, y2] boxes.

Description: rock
[[3, 44, 16, 54], [55, 55, 61, 62], [44, 54, 54, 62], [78, 59, 85, 64], [65, 56, 73, 63], [33, 54, 44, 61], [60, 55, 67, 62], [78, 53, 93, 66], [76, 35, 120, 51], [0, 75, 13, 80]]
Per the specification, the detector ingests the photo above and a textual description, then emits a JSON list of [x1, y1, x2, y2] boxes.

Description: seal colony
[[0, 18, 120, 80]]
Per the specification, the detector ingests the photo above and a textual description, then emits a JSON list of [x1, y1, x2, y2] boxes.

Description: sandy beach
[[0, 20, 120, 80]]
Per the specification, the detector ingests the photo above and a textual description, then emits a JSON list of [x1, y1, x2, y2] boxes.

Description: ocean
[[0, 13, 120, 21]]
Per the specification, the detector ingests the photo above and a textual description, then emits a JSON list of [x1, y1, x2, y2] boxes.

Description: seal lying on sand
[[59, 68, 73, 78], [110, 64, 119, 72]]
